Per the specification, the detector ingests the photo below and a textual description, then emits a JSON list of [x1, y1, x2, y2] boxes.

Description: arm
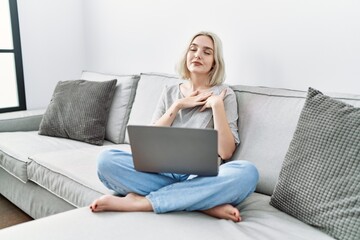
[[0, 109, 45, 132], [153, 86, 236, 159], [212, 99, 236, 160], [153, 102, 180, 126], [201, 89, 236, 160], [154, 90, 213, 126]]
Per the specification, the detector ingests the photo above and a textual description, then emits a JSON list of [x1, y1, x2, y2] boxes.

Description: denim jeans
[[97, 149, 259, 214]]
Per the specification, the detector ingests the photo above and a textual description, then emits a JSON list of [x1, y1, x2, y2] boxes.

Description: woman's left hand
[[200, 88, 227, 112]]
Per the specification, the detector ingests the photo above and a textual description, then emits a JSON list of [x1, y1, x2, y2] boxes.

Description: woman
[[90, 31, 259, 222]]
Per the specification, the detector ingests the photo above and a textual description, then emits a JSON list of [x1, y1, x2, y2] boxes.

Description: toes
[[90, 200, 99, 212], [229, 207, 241, 222]]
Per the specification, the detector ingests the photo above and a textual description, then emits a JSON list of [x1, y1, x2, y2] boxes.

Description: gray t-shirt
[[151, 83, 240, 145]]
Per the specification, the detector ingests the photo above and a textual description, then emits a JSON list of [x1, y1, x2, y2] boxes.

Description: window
[[0, 0, 25, 113]]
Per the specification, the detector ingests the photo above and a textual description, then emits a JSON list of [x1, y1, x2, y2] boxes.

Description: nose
[[194, 52, 201, 59]]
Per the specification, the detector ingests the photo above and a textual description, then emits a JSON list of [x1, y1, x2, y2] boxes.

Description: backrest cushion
[[231, 85, 360, 196], [124, 73, 183, 143], [81, 71, 140, 144]]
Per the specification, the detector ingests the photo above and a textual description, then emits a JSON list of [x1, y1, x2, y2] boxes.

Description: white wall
[[17, 0, 84, 109], [83, 0, 360, 93], [19, 0, 360, 109]]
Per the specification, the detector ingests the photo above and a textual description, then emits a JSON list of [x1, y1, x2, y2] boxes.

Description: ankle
[[126, 193, 153, 211]]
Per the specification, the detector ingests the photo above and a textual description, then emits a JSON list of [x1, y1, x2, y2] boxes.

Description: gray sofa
[[0, 71, 359, 240]]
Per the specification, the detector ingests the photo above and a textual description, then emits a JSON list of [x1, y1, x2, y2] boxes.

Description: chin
[[189, 68, 208, 75]]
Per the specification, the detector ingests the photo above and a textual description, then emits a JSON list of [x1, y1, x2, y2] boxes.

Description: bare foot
[[90, 193, 153, 212], [202, 204, 241, 222]]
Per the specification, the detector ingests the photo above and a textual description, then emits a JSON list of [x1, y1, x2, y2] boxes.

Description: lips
[[192, 61, 202, 66]]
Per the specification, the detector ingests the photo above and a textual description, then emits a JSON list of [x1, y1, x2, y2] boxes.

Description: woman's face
[[186, 35, 215, 76]]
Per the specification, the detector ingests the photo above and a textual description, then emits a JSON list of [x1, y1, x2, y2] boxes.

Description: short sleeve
[[151, 86, 168, 124], [223, 87, 240, 145]]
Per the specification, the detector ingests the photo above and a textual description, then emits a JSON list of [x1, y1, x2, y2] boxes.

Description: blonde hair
[[176, 31, 225, 86]]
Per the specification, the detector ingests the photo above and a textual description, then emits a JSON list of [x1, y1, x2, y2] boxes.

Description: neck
[[189, 74, 211, 91]]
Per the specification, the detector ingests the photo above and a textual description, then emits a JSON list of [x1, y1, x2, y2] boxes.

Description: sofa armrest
[[0, 109, 45, 132]]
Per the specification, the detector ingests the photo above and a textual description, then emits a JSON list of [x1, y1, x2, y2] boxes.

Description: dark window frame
[[0, 0, 26, 113]]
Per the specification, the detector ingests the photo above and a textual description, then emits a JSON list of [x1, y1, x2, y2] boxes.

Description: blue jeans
[[97, 149, 259, 214]]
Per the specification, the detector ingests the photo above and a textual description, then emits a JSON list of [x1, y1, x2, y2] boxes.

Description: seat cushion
[[0, 193, 335, 240], [27, 144, 131, 207], [0, 131, 113, 182]]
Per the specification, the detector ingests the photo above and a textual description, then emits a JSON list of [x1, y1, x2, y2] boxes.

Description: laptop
[[127, 125, 219, 176]]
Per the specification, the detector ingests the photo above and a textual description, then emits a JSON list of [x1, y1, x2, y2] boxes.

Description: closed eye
[[189, 46, 197, 51]]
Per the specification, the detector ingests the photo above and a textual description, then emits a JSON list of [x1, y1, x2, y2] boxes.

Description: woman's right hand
[[154, 90, 213, 127], [175, 90, 213, 110]]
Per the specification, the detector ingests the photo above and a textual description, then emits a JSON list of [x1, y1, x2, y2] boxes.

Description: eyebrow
[[190, 43, 214, 51]]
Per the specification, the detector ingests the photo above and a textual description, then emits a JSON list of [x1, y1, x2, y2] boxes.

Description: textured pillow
[[38, 79, 117, 145], [270, 87, 360, 240]]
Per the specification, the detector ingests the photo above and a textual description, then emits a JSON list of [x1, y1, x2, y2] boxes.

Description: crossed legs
[[90, 149, 258, 222]]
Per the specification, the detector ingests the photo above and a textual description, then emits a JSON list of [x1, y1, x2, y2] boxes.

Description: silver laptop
[[127, 125, 219, 176]]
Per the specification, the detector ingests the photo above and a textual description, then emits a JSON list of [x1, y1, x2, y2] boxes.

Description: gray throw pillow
[[270, 87, 360, 240], [38, 79, 117, 145]]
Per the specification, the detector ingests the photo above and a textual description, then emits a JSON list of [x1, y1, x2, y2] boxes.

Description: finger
[[199, 102, 209, 111], [198, 96, 211, 102], [198, 92, 213, 101], [189, 90, 199, 97], [195, 100, 207, 106], [220, 89, 227, 99]]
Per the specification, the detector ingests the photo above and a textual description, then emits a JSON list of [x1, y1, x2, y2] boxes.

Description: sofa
[[0, 71, 359, 240]]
